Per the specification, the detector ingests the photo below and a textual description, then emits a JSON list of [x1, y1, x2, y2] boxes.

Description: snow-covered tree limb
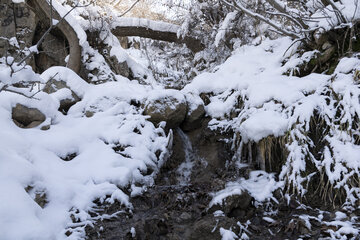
[[222, 0, 301, 39]]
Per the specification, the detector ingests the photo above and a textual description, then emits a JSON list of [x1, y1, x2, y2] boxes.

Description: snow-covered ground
[[0, 63, 172, 239], [2, 34, 360, 239], [2, 0, 360, 239]]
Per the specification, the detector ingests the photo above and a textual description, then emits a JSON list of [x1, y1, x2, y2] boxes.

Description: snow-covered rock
[[43, 79, 81, 113], [181, 93, 205, 131], [144, 89, 187, 129]]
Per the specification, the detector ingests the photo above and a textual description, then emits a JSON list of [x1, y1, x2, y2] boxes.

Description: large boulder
[[43, 79, 80, 113], [181, 93, 205, 131], [12, 104, 46, 128], [144, 90, 187, 129]]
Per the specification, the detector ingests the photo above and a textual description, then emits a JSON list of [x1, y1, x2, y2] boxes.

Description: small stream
[[86, 123, 352, 240], [87, 127, 217, 239], [176, 128, 196, 185]]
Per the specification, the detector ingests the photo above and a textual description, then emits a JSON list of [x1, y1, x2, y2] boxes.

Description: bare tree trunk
[[26, 0, 82, 74]]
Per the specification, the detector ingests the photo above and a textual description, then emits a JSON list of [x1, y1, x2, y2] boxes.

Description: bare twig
[[323, 0, 347, 23], [118, 0, 140, 18], [264, 11, 305, 29], [1, 86, 41, 99], [266, 0, 308, 29]]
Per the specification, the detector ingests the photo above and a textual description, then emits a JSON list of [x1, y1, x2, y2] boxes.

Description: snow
[[3, 0, 360, 238], [29, 45, 39, 54], [51, 1, 87, 45], [0, 64, 171, 239], [308, 0, 360, 31], [220, 227, 238, 240], [41, 67, 90, 97], [130, 227, 136, 237], [209, 171, 283, 208], [185, 35, 360, 203], [263, 217, 275, 223], [145, 89, 186, 115], [335, 57, 360, 74], [112, 17, 179, 34], [213, 210, 225, 217], [184, 38, 327, 107], [215, 11, 238, 47], [0, 60, 40, 85], [239, 110, 288, 142]]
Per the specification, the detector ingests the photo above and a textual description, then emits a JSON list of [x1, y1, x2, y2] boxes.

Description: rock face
[[144, 90, 187, 129], [12, 104, 46, 128], [0, 0, 70, 72], [186, 118, 234, 179], [43, 79, 80, 113], [0, 0, 36, 66], [108, 56, 130, 79], [34, 29, 68, 72], [182, 104, 205, 131], [105, 47, 130, 78], [181, 94, 205, 131]]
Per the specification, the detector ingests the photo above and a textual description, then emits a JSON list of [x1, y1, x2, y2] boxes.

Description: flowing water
[[176, 128, 196, 185]]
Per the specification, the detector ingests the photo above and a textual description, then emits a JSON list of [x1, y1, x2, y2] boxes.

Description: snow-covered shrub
[[184, 37, 360, 207]]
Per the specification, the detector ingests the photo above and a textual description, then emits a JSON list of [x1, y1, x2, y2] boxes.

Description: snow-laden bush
[[184, 37, 360, 207]]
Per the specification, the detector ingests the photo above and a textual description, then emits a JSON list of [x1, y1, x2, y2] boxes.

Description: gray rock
[[208, 190, 253, 218], [25, 186, 48, 208], [181, 102, 205, 131], [224, 191, 252, 213], [108, 55, 130, 78], [40, 125, 50, 130], [85, 111, 94, 118], [12, 103, 46, 128], [34, 191, 48, 208], [35, 32, 68, 72], [104, 45, 130, 78], [144, 91, 187, 129], [43, 79, 80, 113], [118, 36, 129, 49]]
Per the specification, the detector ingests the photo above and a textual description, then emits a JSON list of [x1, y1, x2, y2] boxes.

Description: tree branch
[[222, 0, 301, 39], [118, 0, 140, 17]]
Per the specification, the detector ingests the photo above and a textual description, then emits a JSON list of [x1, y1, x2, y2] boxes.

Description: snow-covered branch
[[222, 0, 301, 39]]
